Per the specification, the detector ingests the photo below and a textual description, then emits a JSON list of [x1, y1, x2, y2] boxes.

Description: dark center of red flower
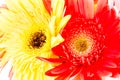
[[62, 17, 105, 66], [77, 39, 87, 52], [71, 34, 94, 57], [29, 32, 46, 48]]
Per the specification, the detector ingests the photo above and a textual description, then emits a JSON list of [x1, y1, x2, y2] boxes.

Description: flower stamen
[[74, 37, 92, 54], [29, 32, 46, 48], [70, 35, 94, 57]]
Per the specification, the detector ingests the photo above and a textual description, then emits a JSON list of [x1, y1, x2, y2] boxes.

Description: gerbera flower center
[[29, 32, 46, 48], [77, 39, 87, 52], [73, 36, 93, 56]]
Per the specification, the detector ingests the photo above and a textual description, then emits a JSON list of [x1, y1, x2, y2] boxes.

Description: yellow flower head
[[0, 0, 70, 80]]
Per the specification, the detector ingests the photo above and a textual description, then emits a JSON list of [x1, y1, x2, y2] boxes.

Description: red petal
[[94, 58, 118, 76], [55, 69, 73, 80], [98, 71, 112, 77], [80, 67, 102, 80], [69, 67, 82, 79], [105, 20, 120, 45], [83, 0, 94, 19], [84, 74, 102, 80], [96, 6, 111, 26], [96, 0, 108, 14], [45, 62, 71, 76], [97, 6, 118, 29], [97, 57, 117, 69], [65, 0, 85, 17], [55, 67, 82, 80], [52, 43, 70, 59], [90, 59, 113, 76], [43, 0, 51, 13], [36, 57, 65, 63], [103, 49, 120, 58]]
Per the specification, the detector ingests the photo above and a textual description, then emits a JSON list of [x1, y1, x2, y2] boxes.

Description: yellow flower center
[[29, 31, 46, 48]]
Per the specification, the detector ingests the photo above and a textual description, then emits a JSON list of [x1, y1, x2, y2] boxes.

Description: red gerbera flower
[[37, 0, 120, 80]]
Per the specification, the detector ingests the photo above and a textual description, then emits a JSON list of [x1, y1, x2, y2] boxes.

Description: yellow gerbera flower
[[0, 0, 70, 80]]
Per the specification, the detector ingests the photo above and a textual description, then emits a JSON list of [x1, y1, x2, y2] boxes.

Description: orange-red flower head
[[37, 0, 120, 80]]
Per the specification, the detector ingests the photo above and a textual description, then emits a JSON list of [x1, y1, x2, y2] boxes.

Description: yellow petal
[[51, 0, 65, 23], [49, 16, 56, 36], [51, 34, 64, 47], [48, 0, 71, 47], [56, 15, 71, 35]]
